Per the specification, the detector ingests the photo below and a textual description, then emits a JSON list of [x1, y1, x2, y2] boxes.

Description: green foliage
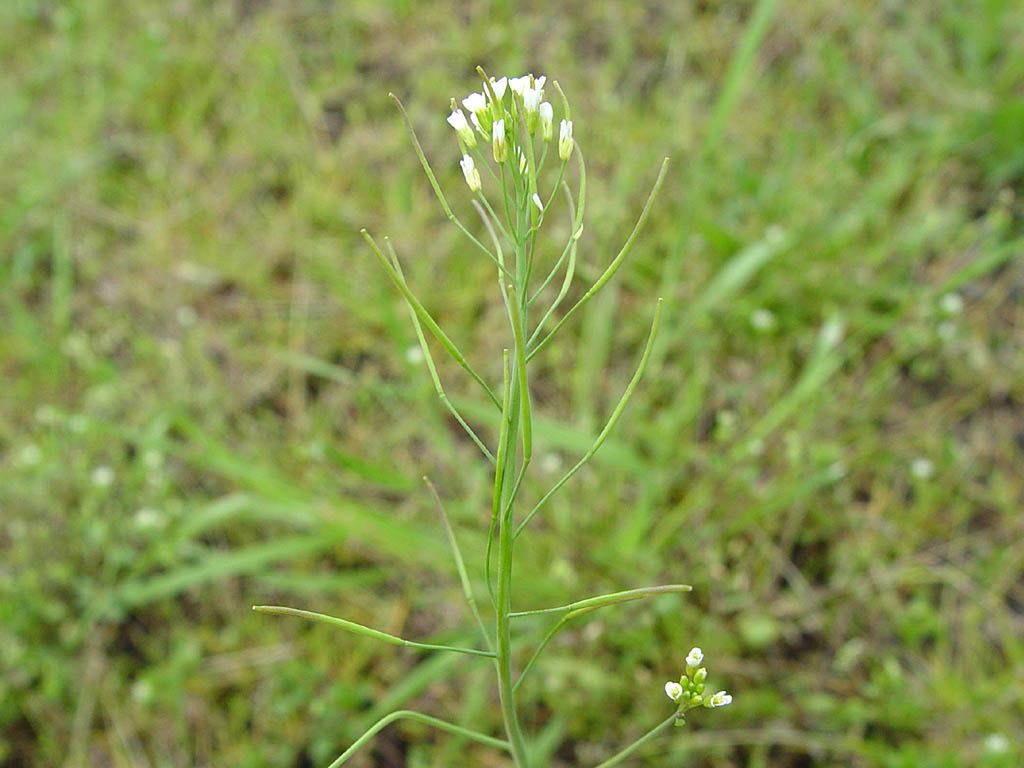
[[2, 0, 1023, 765]]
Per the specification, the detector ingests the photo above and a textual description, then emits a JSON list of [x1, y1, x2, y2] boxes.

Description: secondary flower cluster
[[447, 72, 575, 193], [664, 647, 733, 719]]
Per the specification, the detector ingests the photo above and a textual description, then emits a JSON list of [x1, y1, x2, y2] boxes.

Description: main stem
[[495, 366, 529, 766], [494, 200, 532, 766]]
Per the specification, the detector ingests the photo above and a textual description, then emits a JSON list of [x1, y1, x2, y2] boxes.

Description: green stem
[[326, 710, 510, 767], [516, 299, 663, 538], [510, 584, 692, 618], [362, 230, 501, 410], [494, 371, 531, 766], [512, 585, 690, 693], [506, 285, 532, 462], [528, 158, 669, 362], [386, 239, 495, 463], [252, 606, 494, 658], [591, 714, 678, 768], [390, 93, 502, 266], [423, 477, 493, 652]]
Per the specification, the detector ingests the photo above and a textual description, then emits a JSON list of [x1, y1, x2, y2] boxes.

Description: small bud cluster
[[663, 647, 733, 725], [445, 71, 574, 192]]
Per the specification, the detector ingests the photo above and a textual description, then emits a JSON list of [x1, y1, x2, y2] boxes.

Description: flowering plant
[[256, 67, 731, 767]]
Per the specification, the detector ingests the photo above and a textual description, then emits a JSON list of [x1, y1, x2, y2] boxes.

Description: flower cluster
[[446, 71, 574, 192], [663, 647, 732, 723]]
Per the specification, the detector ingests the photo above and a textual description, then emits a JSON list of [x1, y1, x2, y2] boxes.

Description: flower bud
[[459, 154, 481, 192], [558, 119, 574, 160], [523, 84, 544, 132], [706, 690, 733, 708], [539, 102, 553, 141], [447, 108, 477, 148], [693, 667, 707, 684], [685, 647, 704, 668], [492, 119, 507, 163]]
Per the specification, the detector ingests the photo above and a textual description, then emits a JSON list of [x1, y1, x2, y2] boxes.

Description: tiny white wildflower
[[462, 92, 487, 116], [17, 444, 42, 467], [509, 75, 531, 96], [750, 308, 776, 331], [446, 108, 477, 148], [983, 733, 1009, 754], [91, 465, 115, 488], [488, 76, 507, 101], [133, 508, 165, 530], [820, 317, 844, 349], [141, 448, 163, 470], [492, 119, 507, 163], [664, 681, 683, 701], [558, 119, 574, 160], [459, 154, 481, 192], [405, 345, 425, 364], [539, 102, 553, 140], [911, 457, 934, 480], [686, 647, 703, 668], [940, 292, 964, 315], [707, 690, 732, 708], [523, 83, 543, 116], [532, 193, 544, 212]]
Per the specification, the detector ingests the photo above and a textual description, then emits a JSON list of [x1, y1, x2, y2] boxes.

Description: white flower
[[447, 108, 477, 147], [492, 119, 507, 163], [664, 681, 683, 701], [488, 76, 508, 101], [911, 457, 934, 480], [462, 92, 488, 116], [558, 119, 574, 160], [707, 690, 732, 708], [532, 193, 544, 212], [539, 102, 553, 140], [459, 154, 481, 192], [940, 292, 964, 315], [516, 147, 527, 173], [511, 74, 545, 96], [686, 647, 703, 667], [523, 84, 544, 125], [91, 466, 115, 488], [509, 75, 531, 96]]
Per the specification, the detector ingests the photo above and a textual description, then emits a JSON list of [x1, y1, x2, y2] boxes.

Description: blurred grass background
[[2, 0, 1023, 766]]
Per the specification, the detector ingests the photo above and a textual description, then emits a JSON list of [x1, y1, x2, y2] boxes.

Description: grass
[[1, 0, 1023, 766]]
